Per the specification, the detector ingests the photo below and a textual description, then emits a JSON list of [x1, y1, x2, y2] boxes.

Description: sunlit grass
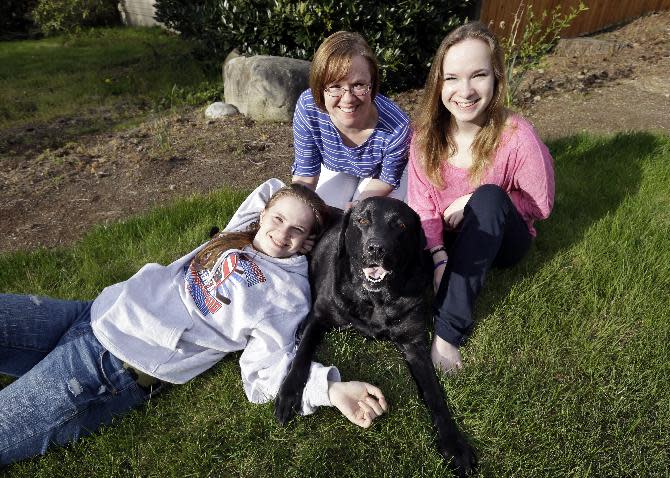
[[1, 132, 669, 477]]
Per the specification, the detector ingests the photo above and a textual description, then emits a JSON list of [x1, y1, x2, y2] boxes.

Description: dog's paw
[[441, 437, 477, 477], [274, 381, 303, 426]]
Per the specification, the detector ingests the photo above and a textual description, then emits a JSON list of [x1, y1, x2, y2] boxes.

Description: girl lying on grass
[[0, 179, 387, 465]]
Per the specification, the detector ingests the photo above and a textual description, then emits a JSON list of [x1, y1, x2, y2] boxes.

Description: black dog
[[274, 197, 476, 476]]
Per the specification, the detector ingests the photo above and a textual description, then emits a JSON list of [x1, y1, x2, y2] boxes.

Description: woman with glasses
[[291, 31, 411, 211]]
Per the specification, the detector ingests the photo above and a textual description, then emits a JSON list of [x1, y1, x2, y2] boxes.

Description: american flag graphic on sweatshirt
[[185, 252, 266, 317], [185, 263, 222, 316]]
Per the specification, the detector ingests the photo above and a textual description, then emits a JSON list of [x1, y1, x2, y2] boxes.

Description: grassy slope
[[1, 132, 669, 477], [0, 28, 212, 131]]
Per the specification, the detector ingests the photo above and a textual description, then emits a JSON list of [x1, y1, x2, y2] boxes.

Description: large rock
[[224, 55, 310, 122]]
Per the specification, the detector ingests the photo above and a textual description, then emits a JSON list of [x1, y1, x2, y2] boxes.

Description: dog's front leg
[[274, 317, 327, 425], [399, 340, 477, 477]]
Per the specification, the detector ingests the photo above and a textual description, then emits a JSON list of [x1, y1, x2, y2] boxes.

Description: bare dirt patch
[[519, 10, 670, 139], [1, 11, 668, 253]]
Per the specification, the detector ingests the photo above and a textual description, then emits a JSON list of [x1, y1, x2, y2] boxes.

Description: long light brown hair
[[414, 22, 509, 188], [193, 184, 329, 269], [309, 31, 380, 112]]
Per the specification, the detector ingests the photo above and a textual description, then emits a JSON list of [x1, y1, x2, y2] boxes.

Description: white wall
[[118, 0, 162, 27]]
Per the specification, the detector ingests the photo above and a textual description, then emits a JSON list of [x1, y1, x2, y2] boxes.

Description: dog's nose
[[367, 241, 385, 256]]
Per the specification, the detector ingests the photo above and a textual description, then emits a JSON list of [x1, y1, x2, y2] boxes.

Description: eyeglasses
[[324, 84, 372, 98]]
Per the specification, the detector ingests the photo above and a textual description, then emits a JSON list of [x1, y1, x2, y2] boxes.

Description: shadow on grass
[[474, 131, 662, 323]]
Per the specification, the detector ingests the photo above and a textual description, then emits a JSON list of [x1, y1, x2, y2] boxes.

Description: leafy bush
[[155, 0, 474, 92], [32, 0, 121, 36], [0, 0, 38, 39]]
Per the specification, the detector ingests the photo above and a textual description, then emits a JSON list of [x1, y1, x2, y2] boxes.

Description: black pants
[[434, 184, 532, 346]]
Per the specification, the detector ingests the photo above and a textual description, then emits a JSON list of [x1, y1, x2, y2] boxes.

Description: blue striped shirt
[[291, 89, 411, 189]]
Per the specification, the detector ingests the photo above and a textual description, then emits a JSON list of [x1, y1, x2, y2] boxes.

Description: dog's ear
[[337, 209, 352, 259]]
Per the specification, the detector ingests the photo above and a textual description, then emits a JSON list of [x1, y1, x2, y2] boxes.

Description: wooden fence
[[478, 0, 670, 38]]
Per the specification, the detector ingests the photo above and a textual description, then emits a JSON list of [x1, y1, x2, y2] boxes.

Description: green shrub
[[32, 0, 121, 36], [155, 0, 474, 92], [0, 0, 38, 39]]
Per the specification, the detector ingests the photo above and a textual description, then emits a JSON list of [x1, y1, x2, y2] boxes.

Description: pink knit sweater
[[407, 115, 555, 249]]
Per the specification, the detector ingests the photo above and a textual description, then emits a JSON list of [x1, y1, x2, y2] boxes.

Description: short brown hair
[[309, 31, 380, 111]]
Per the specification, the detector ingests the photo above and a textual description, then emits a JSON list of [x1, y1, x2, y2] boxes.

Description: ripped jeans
[[0, 294, 149, 466]]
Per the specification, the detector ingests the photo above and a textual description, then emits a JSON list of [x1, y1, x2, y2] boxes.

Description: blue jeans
[[434, 184, 532, 346], [0, 294, 151, 466]]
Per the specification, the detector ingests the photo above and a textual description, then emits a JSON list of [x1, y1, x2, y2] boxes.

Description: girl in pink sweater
[[407, 22, 555, 372]]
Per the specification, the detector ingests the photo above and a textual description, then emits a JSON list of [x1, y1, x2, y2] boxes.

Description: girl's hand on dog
[[328, 381, 388, 428]]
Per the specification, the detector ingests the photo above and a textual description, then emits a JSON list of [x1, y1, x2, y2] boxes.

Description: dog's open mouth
[[362, 265, 391, 283]]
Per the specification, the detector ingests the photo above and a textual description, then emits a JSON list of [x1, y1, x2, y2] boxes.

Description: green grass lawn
[[1, 132, 669, 477], [0, 27, 219, 132]]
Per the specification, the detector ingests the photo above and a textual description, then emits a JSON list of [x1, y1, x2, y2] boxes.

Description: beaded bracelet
[[433, 259, 449, 270], [430, 246, 446, 256]]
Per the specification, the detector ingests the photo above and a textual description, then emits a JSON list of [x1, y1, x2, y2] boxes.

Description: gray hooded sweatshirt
[[91, 179, 339, 415]]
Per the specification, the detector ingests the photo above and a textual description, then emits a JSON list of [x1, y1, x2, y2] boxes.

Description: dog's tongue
[[363, 266, 390, 281]]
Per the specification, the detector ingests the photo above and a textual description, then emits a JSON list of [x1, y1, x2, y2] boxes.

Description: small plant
[[156, 81, 226, 111], [498, 1, 588, 106], [149, 116, 175, 158]]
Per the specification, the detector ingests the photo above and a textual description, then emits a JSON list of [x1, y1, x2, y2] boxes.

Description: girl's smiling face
[[441, 38, 495, 128], [253, 196, 315, 258]]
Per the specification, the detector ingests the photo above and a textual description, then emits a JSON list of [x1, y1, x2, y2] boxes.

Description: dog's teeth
[[363, 266, 391, 283]]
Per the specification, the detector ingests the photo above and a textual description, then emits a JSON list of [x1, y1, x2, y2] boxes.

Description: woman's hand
[[328, 380, 388, 428], [443, 193, 472, 230]]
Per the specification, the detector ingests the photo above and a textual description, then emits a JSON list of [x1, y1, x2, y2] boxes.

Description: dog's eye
[[397, 222, 406, 230], [357, 217, 369, 225]]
